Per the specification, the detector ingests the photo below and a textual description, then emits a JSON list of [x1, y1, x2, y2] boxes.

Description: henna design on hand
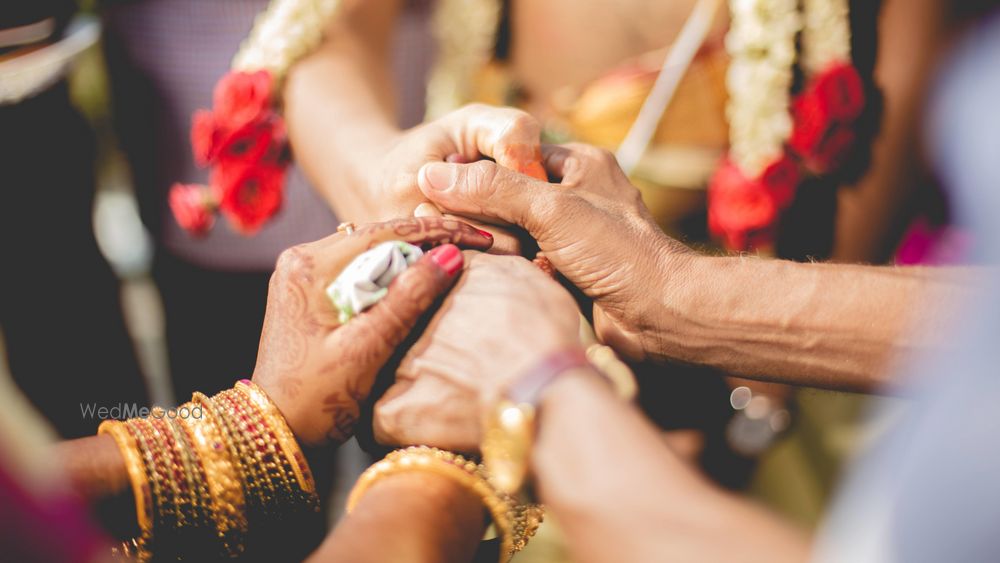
[[322, 376, 366, 443]]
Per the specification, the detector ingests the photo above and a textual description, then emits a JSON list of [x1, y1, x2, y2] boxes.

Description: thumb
[[337, 244, 464, 361], [417, 160, 559, 234]]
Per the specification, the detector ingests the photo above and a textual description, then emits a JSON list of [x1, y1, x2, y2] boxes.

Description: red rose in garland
[[191, 110, 221, 166], [812, 62, 865, 121], [789, 62, 865, 174], [214, 162, 286, 235], [168, 183, 216, 236], [212, 70, 274, 131], [174, 70, 290, 236], [708, 157, 800, 251]]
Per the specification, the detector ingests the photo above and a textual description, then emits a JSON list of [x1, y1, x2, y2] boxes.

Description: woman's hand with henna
[[414, 143, 694, 360], [251, 217, 493, 447], [372, 252, 583, 451]]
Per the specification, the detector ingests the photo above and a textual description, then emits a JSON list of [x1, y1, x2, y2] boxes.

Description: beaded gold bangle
[[214, 388, 299, 513], [125, 417, 179, 552], [160, 411, 214, 541], [98, 420, 154, 563], [235, 379, 317, 496], [183, 393, 248, 557], [346, 446, 544, 561]]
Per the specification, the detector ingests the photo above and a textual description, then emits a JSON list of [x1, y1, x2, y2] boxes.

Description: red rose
[[169, 183, 216, 236], [810, 124, 856, 175], [214, 118, 280, 166], [191, 110, 221, 166], [760, 155, 801, 208], [212, 70, 274, 131], [789, 90, 833, 160], [813, 63, 865, 122], [708, 158, 785, 251], [213, 162, 285, 234], [789, 92, 858, 174]]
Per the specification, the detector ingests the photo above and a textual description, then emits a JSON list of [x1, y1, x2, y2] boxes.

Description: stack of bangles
[[99, 380, 319, 561], [346, 446, 545, 562]]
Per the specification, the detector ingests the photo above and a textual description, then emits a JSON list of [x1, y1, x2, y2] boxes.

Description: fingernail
[[422, 162, 456, 191], [476, 229, 493, 240], [427, 244, 463, 276], [446, 153, 471, 164]]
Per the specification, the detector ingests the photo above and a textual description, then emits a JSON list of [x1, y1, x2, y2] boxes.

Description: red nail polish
[[427, 244, 463, 276], [476, 229, 494, 240]]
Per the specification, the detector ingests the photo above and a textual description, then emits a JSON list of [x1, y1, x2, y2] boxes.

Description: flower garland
[[789, 0, 864, 175], [709, 0, 864, 252], [170, 0, 340, 236]]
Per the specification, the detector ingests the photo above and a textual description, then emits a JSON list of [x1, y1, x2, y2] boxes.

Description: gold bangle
[[98, 420, 153, 562], [125, 417, 179, 550], [183, 393, 248, 557], [215, 388, 301, 513], [347, 446, 543, 561], [161, 411, 214, 536], [235, 380, 317, 496]]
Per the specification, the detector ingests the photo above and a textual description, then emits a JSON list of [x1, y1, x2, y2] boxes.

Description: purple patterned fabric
[[105, 0, 435, 271]]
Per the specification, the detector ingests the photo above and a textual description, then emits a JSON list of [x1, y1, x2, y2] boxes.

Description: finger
[[439, 213, 523, 255], [307, 217, 492, 278], [333, 244, 464, 369], [541, 142, 601, 183], [417, 160, 560, 234], [445, 153, 472, 164], [413, 202, 444, 217], [446, 104, 546, 180], [541, 144, 573, 180]]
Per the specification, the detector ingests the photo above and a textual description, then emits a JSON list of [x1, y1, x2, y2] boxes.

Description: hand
[[415, 143, 694, 360], [364, 104, 548, 254], [372, 252, 582, 451], [251, 217, 493, 447]]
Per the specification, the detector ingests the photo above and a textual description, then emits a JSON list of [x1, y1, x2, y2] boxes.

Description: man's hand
[[415, 143, 693, 360], [361, 104, 548, 254], [373, 252, 582, 451]]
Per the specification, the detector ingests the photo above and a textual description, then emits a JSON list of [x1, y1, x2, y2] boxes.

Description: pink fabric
[[896, 216, 972, 265], [0, 458, 107, 563]]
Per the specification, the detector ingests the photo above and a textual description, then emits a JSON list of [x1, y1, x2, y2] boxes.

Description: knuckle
[[373, 400, 402, 443], [506, 109, 540, 135], [458, 102, 488, 116], [594, 147, 618, 166], [273, 244, 308, 278]]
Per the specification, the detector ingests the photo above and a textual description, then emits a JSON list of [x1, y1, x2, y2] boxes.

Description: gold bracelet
[[235, 380, 317, 497], [161, 411, 215, 540], [347, 446, 543, 561], [98, 420, 153, 563], [215, 388, 301, 513], [125, 416, 179, 552], [184, 393, 248, 557]]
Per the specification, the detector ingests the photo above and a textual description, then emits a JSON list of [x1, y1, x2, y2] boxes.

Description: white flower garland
[[724, 0, 801, 177], [231, 0, 341, 84], [801, 0, 852, 75]]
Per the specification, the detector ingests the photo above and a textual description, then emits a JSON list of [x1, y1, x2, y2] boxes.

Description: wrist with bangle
[[481, 344, 637, 497], [99, 380, 319, 561], [346, 446, 544, 563]]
